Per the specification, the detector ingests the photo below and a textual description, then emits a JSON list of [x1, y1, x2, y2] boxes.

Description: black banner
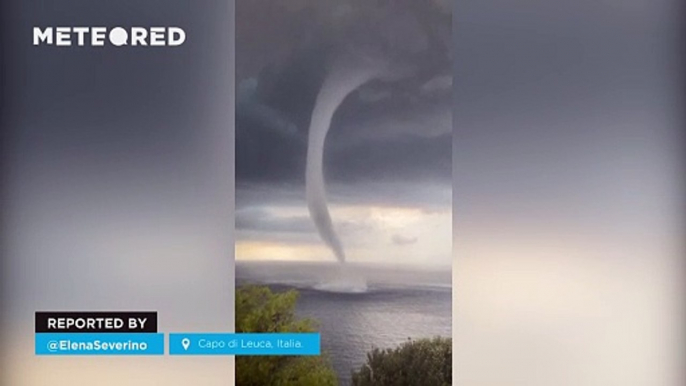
[[35, 312, 157, 333]]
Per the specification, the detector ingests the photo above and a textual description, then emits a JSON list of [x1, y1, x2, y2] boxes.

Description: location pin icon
[[181, 338, 191, 351]]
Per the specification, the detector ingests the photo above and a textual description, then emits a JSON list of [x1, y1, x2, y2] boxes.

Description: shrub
[[235, 285, 338, 386], [351, 337, 452, 386]]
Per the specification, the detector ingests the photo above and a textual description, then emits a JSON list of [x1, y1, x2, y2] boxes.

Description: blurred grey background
[[454, 0, 685, 385], [0, 1, 235, 384]]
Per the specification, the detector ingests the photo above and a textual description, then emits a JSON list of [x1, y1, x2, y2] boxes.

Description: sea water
[[236, 261, 452, 385]]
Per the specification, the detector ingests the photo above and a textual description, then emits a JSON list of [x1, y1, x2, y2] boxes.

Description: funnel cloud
[[306, 55, 387, 263]]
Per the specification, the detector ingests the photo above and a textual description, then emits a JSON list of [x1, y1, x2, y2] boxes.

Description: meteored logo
[[33, 26, 186, 47]]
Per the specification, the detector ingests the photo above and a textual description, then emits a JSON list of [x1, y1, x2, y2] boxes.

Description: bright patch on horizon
[[236, 204, 451, 265], [236, 241, 330, 262]]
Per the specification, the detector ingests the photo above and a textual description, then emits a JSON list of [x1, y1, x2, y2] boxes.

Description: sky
[[235, 0, 453, 267]]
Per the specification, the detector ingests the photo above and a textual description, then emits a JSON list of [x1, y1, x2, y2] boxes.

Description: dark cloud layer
[[236, 207, 315, 234], [236, 0, 452, 185]]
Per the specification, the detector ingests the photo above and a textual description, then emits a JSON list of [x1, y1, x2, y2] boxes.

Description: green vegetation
[[351, 337, 452, 386], [235, 285, 338, 386]]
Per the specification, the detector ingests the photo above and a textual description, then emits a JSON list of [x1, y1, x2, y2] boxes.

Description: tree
[[351, 337, 452, 386], [235, 285, 338, 386]]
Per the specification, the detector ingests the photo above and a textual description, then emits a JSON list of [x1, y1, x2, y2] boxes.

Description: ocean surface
[[236, 261, 452, 385]]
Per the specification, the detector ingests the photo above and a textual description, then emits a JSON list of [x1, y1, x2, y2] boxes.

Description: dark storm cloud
[[235, 205, 376, 246], [326, 133, 451, 182], [235, 0, 452, 185], [236, 207, 315, 234]]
